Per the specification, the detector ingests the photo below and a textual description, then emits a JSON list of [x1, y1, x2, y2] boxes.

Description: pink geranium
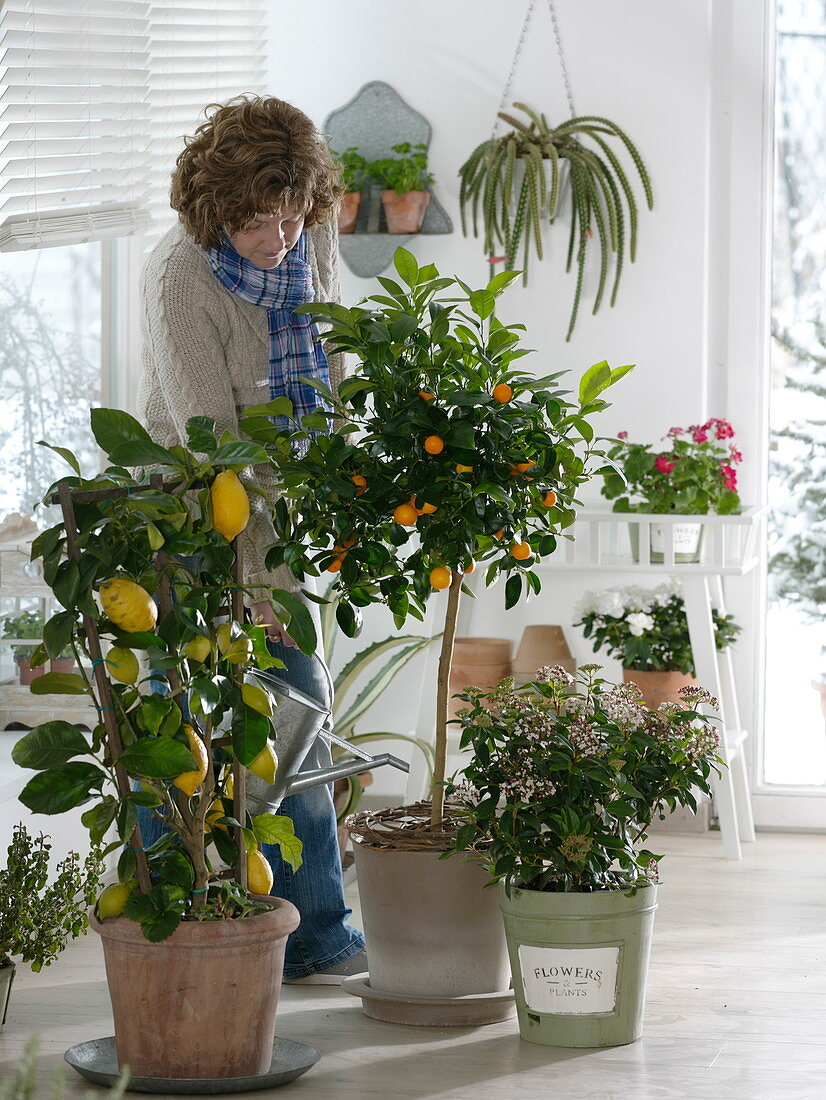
[[654, 454, 675, 475], [617, 430, 628, 439], [729, 446, 743, 464], [692, 427, 708, 443], [720, 463, 738, 491]]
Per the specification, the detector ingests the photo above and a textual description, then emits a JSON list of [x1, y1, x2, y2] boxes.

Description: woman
[[137, 95, 365, 983]]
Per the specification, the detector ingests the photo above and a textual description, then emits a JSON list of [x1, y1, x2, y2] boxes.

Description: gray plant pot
[[0, 960, 15, 1027], [500, 880, 658, 1047]]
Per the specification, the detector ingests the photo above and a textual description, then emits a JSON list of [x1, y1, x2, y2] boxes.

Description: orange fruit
[[511, 461, 536, 480], [429, 566, 452, 590], [463, 560, 476, 575], [327, 554, 345, 573], [455, 463, 473, 474], [493, 528, 504, 540], [542, 490, 558, 508], [336, 538, 356, 549], [511, 541, 532, 560], [419, 501, 438, 515], [351, 474, 367, 495], [424, 435, 445, 455], [393, 503, 419, 526], [419, 390, 435, 401], [492, 383, 513, 403]]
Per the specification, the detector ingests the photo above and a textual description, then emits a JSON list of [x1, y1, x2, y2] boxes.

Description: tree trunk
[[430, 570, 463, 827]]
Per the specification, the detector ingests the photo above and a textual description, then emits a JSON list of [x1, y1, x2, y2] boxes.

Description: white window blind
[[0, 0, 152, 251], [146, 0, 267, 236]]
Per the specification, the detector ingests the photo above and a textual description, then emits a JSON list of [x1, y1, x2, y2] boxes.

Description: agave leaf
[[333, 633, 435, 717], [334, 639, 435, 732], [321, 587, 339, 665]]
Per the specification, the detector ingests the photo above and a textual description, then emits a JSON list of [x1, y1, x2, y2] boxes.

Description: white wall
[[266, 0, 774, 804]]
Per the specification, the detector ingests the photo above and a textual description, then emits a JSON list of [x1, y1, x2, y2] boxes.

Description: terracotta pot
[[381, 189, 430, 233], [90, 897, 299, 1079], [351, 842, 511, 1004], [449, 662, 512, 688], [512, 625, 576, 680], [337, 191, 362, 234], [49, 658, 75, 675], [15, 657, 45, 685], [453, 637, 512, 665], [623, 668, 698, 710]]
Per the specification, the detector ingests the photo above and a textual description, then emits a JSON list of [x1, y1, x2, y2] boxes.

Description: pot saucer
[[64, 1036, 320, 1094], [341, 972, 516, 1027]]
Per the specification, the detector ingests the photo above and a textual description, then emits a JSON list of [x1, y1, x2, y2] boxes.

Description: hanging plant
[[459, 102, 654, 340]]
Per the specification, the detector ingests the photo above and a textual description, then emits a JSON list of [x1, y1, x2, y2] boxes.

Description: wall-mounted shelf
[[324, 81, 453, 279]]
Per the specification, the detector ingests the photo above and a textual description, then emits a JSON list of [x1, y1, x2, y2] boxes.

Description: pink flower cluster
[[655, 455, 675, 475]]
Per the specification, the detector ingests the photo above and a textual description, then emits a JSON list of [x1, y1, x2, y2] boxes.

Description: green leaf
[[13, 721, 92, 769], [579, 360, 612, 405], [37, 441, 81, 475], [393, 246, 419, 287], [155, 850, 195, 890], [270, 590, 317, 656], [81, 799, 119, 845], [251, 814, 303, 872], [335, 600, 362, 638], [90, 408, 152, 454], [211, 441, 268, 465], [108, 440, 178, 467], [52, 559, 80, 609], [487, 269, 521, 296], [118, 738, 197, 779], [19, 762, 106, 814], [231, 704, 271, 766], [29, 672, 90, 695], [610, 363, 635, 386], [469, 288, 496, 320], [505, 573, 523, 610], [42, 611, 75, 659], [242, 397, 294, 420]]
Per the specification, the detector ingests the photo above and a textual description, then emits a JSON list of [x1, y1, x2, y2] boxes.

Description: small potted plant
[[333, 147, 368, 234], [2, 609, 45, 684], [240, 246, 630, 1024], [450, 665, 723, 1047], [459, 103, 654, 339], [12, 410, 310, 1081], [367, 142, 434, 233], [573, 580, 740, 707], [601, 419, 743, 562], [0, 824, 102, 1027]]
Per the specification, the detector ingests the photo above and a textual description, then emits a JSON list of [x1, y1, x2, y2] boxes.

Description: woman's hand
[[250, 599, 296, 647]]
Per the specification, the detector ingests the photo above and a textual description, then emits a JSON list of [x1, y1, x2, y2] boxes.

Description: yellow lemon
[[248, 742, 278, 785], [210, 470, 250, 542], [96, 881, 136, 920], [105, 646, 139, 685], [172, 724, 209, 797], [184, 635, 212, 663], [241, 680, 274, 718], [99, 578, 157, 633], [216, 623, 252, 664], [247, 849, 274, 896], [206, 796, 229, 833]]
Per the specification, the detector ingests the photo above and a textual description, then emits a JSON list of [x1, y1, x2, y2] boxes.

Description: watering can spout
[[243, 667, 409, 816]]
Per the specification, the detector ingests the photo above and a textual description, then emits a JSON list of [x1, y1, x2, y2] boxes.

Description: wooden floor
[[1, 833, 824, 1100]]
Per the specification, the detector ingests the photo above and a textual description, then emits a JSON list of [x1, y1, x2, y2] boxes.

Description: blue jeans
[[136, 640, 364, 979]]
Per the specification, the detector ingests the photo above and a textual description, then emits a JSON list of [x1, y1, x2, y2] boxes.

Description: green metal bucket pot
[[499, 880, 658, 1047]]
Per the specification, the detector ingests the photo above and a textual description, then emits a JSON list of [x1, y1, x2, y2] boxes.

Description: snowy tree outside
[[765, 0, 826, 785]]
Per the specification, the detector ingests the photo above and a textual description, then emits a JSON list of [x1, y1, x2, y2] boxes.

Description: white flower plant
[[573, 581, 740, 677]]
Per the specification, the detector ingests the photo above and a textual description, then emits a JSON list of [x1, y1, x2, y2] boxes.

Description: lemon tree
[[12, 413, 306, 941], [241, 247, 632, 824]]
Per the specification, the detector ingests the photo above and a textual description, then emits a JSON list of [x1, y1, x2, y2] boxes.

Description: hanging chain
[[491, 0, 576, 144]]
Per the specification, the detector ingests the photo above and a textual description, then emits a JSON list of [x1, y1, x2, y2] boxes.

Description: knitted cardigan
[[138, 220, 345, 595]]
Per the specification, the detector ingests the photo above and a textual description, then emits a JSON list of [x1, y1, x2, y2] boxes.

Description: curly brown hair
[[170, 95, 344, 249]]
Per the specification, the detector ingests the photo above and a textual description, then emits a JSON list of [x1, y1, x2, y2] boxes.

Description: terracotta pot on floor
[[337, 191, 362, 234], [90, 897, 299, 1079], [622, 669, 698, 710], [15, 657, 44, 685], [381, 189, 430, 233], [449, 637, 512, 724]]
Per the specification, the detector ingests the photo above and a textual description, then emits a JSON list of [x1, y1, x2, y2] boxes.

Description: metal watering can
[[243, 661, 409, 815]]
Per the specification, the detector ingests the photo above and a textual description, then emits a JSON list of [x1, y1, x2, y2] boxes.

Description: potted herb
[[240, 246, 630, 1023], [2, 609, 45, 684], [367, 142, 434, 233], [450, 665, 723, 1046], [459, 103, 654, 340], [11, 411, 310, 1081], [574, 580, 741, 706], [333, 147, 368, 234], [0, 824, 102, 1027], [601, 419, 743, 562]]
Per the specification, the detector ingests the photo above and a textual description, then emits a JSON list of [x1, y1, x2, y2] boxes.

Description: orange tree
[[242, 248, 631, 825], [11, 411, 305, 940]]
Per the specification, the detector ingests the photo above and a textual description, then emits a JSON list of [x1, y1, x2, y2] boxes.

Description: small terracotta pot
[[623, 669, 698, 710], [91, 898, 299, 1079], [337, 191, 362, 234], [449, 662, 512, 688], [15, 657, 45, 685], [381, 189, 430, 233], [453, 638, 512, 665], [49, 658, 75, 675]]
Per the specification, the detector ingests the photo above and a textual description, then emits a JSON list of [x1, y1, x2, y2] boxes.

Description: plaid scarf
[[206, 232, 331, 433]]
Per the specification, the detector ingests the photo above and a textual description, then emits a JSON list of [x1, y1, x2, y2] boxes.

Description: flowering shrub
[[449, 667, 723, 892], [573, 581, 740, 675], [601, 418, 742, 514]]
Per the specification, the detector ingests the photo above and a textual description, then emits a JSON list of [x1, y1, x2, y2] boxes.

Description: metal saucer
[[64, 1036, 320, 1094]]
